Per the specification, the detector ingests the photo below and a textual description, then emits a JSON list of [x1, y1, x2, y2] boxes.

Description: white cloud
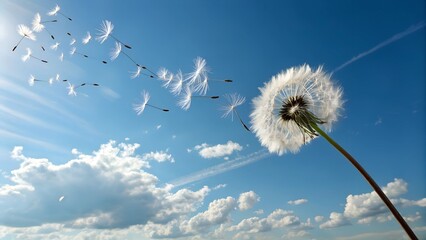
[[254, 209, 264, 215], [319, 212, 351, 229], [213, 184, 227, 190], [0, 141, 207, 229], [194, 141, 243, 159], [288, 198, 308, 205], [238, 191, 260, 211], [314, 215, 324, 222], [71, 148, 81, 155], [142, 150, 175, 164]]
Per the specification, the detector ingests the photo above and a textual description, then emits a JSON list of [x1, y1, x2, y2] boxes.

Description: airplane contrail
[[170, 149, 271, 187], [332, 20, 425, 73]]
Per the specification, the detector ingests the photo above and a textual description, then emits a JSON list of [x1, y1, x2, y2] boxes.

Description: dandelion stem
[[235, 110, 250, 132], [31, 55, 48, 63], [310, 122, 418, 240], [13, 36, 25, 51], [110, 35, 131, 49], [146, 103, 169, 112]]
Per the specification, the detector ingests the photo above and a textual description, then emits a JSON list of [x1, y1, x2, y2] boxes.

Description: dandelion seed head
[[133, 90, 150, 115], [110, 41, 122, 61], [221, 93, 246, 120], [130, 66, 142, 79], [70, 47, 76, 55], [82, 31, 91, 44], [21, 48, 31, 62], [170, 70, 184, 95], [28, 75, 35, 86], [97, 20, 114, 44], [186, 57, 209, 86], [178, 85, 193, 111], [250, 64, 343, 155], [32, 13, 44, 32], [48, 4, 60, 16], [67, 83, 77, 96], [50, 42, 60, 50], [17, 24, 36, 41]]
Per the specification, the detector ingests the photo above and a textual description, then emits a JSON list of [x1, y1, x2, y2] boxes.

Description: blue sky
[[0, 0, 425, 239]]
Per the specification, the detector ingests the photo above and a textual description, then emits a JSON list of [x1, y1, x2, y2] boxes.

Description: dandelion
[[250, 64, 418, 239], [170, 70, 184, 95], [32, 13, 56, 39], [47, 4, 72, 21], [186, 56, 208, 86], [12, 24, 36, 51], [22, 48, 48, 63], [28, 74, 47, 86], [70, 47, 107, 64], [221, 93, 250, 131], [96, 20, 131, 49], [133, 90, 169, 115], [82, 31, 91, 44], [50, 42, 60, 50], [178, 85, 219, 111], [66, 82, 100, 96], [110, 41, 122, 60], [157, 67, 174, 88]]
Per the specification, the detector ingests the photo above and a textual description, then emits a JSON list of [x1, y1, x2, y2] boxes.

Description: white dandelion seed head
[[82, 31, 92, 44], [70, 38, 76, 45], [110, 41, 122, 61], [32, 13, 44, 32], [170, 70, 184, 95], [59, 52, 64, 61], [70, 47, 76, 55], [185, 56, 209, 86], [194, 74, 209, 95], [133, 90, 150, 115], [178, 85, 193, 111], [47, 4, 60, 16], [28, 75, 35, 86], [67, 83, 77, 96], [17, 24, 36, 41], [250, 64, 343, 155], [221, 93, 246, 120], [96, 20, 114, 44], [21, 48, 31, 62], [130, 65, 142, 79], [50, 42, 60, 50]]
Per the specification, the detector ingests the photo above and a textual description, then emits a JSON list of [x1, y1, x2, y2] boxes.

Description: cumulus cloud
[[142, 150, 175, 164], [238, 191, 260, 211], [319, 212, 351, 229], [0, 141, 207, 228], [288, 198, 308, 205], [193, 141, 242, 159]]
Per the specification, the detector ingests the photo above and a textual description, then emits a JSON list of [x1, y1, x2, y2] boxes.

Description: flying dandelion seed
[[22, 48, 48, 63], [70, 47, 107, 64], [96, 20, 131, 48], [59, 52, 64, 61], [178, 85, 219, 111], [59, 196, 65, 202], [70, 38, 76, 45], [133, 90, 169, 115], [32, 13, 56, 39], [28, 74, 47, 86], [47, 4, 72, 21], [221, 93, 250, 131], [41, 46, 45, 51], [130, 65, 142, 79], [250, 64, 418, 239], [186, 56, 209, 86], [66, 81, 100, 96], [50, 42, 60, 50], [48, 77, 54, 85], [157, 67, 174, 88], [82, 31, 91, 44], [12, 24, 36, 51], [110, 41, 122, 60], [170, 70, 185, 95]]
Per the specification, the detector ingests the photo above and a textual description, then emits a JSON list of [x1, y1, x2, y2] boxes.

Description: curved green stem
[[310, 123, 418, 240]]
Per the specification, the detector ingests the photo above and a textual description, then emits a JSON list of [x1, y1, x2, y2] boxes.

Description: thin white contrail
[[170, 149, 271, 187], [332, 20, 425, 74]]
